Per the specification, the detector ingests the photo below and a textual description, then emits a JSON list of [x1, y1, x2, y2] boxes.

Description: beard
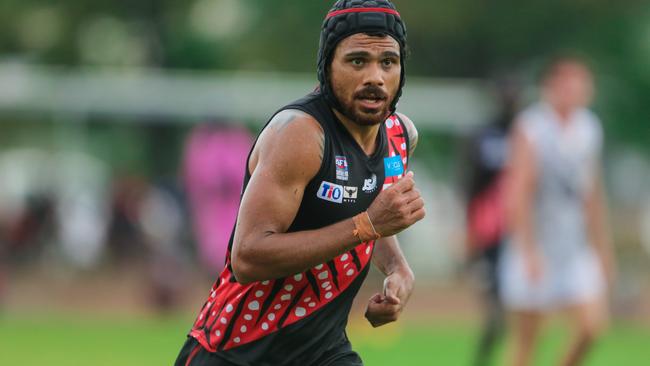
[[335, 85, 393, 126]]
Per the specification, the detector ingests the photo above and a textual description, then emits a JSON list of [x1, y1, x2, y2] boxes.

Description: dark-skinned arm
[[232, 110, 425, 284], [365, 113, 419, 327]]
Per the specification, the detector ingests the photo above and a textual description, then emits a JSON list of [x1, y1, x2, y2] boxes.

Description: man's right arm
[[506, 124, 541, 282], [231, 110, 424, 284]]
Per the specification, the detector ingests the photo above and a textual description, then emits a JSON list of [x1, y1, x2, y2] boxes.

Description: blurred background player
[[500, 55, 615, 366], [463, 75, 521, 366]]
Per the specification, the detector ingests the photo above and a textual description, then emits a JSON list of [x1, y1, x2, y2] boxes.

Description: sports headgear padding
[[317, 0, 407, 114]]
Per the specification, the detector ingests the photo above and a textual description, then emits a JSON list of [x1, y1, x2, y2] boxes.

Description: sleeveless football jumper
[[178, 91, 410, 365]]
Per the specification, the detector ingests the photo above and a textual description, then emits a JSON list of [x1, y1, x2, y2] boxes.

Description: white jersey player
[[501, 56, 615, 366]]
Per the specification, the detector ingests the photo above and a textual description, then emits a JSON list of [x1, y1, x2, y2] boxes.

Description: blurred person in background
[[175, 1, 424, 365], [183, 122, 252, 275], [137, 180, 189, 312], [463, 75, 520, 366], [106, 175, 149, 263], [501, 55, 615, 366]]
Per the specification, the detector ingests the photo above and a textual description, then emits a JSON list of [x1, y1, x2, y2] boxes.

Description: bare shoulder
[[250, 109, 325, 183], [396, 112, 418, 157]]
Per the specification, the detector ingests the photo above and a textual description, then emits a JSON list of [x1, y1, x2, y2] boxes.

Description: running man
[[175, 1, 424, 365], [501, 56, 615, 366]]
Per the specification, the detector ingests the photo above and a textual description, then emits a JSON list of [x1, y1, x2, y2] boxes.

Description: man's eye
[[383, 59, 394, 67], [351, 59, 363, 66]]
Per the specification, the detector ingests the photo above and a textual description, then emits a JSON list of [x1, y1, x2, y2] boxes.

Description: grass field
[[1, 313, 648, 365]]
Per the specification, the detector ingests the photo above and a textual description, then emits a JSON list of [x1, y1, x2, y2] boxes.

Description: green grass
[[0, 314, 648, 365]]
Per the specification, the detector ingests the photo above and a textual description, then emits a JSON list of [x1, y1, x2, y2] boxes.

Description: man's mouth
[[355, 95, 386, 110]]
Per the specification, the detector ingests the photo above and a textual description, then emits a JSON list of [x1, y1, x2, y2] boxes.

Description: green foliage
[[2, 1, 649, 149]]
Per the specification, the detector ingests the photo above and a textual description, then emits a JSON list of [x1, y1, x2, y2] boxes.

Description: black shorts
[[174, 336, 363, 366]]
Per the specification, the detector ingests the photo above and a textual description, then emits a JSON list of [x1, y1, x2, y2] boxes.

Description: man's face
[[545, 61, 594, 110], [329, 33, 401, 126]]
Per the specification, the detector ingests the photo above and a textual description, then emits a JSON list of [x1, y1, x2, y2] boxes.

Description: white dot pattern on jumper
[[225, 304, 234, 313], [366, 246, 371, 255], [344, 263, 350, 268], [240, 325, 247, 333], [341, 253, 349, 261], [244, 314, 253, 321], [401, 142, 407, 150], [294, 273, 303, 281], [325, 292, 333, 299], [267, 313, 275, 321], [295, 307, 306, 317], [318, 271, 328, 280], [211, 311, 216, 316], [262, 280, 270, 285], [248, 301, 260, 311], [326, 286, 332, 291], [262, 322, 269, 330], [255, 290, 264, 297], [281, 294, 291, 301], [215, 330, 221, 337], [309, 302, 316, 308], [346, 269, 355, 276], [274, 304, 282, 310], [321, 281, 330, 288], [234, 337, 240, 343], [220, 317, 227, 324], [303, 297, 311, 303], [386, 119, 395, 128], [284, 284, 294, 291], [315, 264, 324, 270], [199, 314, 203, 320]]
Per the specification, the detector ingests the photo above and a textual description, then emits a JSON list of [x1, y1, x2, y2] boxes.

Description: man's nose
[[363, 62, 385, 86]]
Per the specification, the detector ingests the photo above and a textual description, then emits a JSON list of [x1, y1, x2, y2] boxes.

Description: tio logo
[[317, 181, 343, 204]]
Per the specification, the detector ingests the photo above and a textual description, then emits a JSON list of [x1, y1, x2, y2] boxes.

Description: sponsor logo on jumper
[[343, 186, 358, 202], [317, 181, 343, 203], [384, 155, 404, 177], [362, 174, 377, 193], [335, 156, 348, 181]]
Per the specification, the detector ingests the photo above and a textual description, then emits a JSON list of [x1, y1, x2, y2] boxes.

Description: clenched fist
[[366, 171, 425, 237]]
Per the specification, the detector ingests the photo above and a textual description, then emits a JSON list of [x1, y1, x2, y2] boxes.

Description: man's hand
[[364, 270, 414, 327], [367, 171, 425, 237]]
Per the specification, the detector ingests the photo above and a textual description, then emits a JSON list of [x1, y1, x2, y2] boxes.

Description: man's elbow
[[231, 241, 265, 285], [231, 250, 256, 285]]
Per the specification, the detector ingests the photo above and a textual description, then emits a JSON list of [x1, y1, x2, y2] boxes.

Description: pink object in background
[[183, 124, 252, 274]]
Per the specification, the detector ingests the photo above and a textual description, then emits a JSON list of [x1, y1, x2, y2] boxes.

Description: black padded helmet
[[317, 0, 407, 114]]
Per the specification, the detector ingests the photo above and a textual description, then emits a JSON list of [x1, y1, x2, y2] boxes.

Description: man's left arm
[[365, 235, 415, 327], [365, 113, 419, 328], [585, 166, 615, 287]]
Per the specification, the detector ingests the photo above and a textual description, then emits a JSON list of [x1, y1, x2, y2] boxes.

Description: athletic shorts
[[174, 336, 364, 366], [499, 246, 605, 310]]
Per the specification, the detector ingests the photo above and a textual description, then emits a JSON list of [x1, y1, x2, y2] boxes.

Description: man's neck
[[333, 109, 381, 156]]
